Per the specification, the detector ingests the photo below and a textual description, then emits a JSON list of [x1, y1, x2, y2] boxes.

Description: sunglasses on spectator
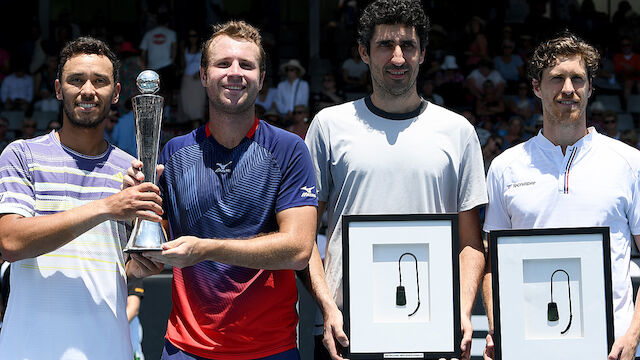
[[603, 119, 617, 124], [293, 110, 306, 115], [285, 68, 297, 72], [23, 124, 36, 128]]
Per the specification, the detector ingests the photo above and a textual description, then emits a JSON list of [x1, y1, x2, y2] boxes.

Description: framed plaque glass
[[490, 227, 614, 360], [342, 214, 461, 359]]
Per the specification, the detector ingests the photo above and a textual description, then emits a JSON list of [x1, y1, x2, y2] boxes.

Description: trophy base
[[124, 218, 168, 253], [124, 247, 163, 253]]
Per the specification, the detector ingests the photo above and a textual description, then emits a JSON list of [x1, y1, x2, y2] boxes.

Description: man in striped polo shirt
[[0, 37, 163, 359]]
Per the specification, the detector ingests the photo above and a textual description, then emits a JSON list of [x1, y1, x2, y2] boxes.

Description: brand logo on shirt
[[300, 186, 316, 198], [112, 172, 124, 182], [0, 193, 4, 202], [507, 181, 536, 189], [152, 34, 167, 45], [215, 161, 232, 174]]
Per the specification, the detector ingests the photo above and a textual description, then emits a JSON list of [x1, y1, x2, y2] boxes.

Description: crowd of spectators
[[0, 2, 639, 359], [0, 1, 639, 172]]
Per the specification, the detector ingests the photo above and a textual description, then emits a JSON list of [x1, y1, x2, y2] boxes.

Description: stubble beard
[[372, 67, 417, 98], [210, 87, 259, 115], [62, 95, 110, 129]]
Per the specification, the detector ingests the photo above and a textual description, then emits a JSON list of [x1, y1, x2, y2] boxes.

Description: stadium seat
[[596, 94, 622, 113], [0, 111, 25, 131], [617, 113, 634, 131]]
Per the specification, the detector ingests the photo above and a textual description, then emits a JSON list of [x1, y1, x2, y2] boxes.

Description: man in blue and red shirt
[[128, 20, 317, 360]]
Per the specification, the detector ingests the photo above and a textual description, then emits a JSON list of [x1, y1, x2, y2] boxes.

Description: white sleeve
[[627, 164, 640, 235], [458, 130, 488, 212], [483, 160, 512, 232], [304, 115, 331, 203]]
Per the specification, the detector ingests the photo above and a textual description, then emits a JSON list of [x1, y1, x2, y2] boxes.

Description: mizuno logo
[[301, 186, 316, 198], [215, 161, 232, 174], [0, 193, 4, 202]]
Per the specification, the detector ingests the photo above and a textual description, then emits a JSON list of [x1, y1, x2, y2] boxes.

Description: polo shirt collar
[[205, 117, 260, 140], [533, 126, 596, 152]]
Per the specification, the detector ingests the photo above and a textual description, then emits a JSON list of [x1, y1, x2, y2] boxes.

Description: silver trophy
[[124, 70, 168, 252]]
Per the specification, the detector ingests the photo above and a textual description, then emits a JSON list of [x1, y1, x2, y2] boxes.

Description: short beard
[[373, 69, 417, 97], [62, 98, 109, 129], [210, 88, 259, 115]]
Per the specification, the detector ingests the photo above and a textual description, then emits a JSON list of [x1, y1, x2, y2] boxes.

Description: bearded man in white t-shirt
[[302, 1, 488, 359], [483, 32, 640, 360]]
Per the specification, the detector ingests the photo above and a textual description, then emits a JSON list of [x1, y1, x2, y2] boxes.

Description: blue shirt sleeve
[[271, 131, 318, 213]]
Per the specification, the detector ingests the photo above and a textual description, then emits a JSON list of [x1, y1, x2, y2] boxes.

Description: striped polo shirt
[[0, 131, 135, 359]]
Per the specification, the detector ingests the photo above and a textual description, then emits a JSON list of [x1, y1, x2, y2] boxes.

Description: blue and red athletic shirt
[[157, 119, 318, 359]]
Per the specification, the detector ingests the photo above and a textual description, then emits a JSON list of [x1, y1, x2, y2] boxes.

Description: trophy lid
[[137, 70, 160, 94]]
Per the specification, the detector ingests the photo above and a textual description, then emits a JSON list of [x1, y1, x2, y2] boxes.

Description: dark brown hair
[[57, 37, 120, 83]]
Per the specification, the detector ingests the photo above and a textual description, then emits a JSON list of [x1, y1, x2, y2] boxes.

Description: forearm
[[300, 243, 339, 314], [459, 245, 484, 318], [458, 208, 485, 318], [482, 261, 494, 330], [0, 198, 113, 261], [147, 205, 316, 271], [625, 281, 640, 343], [0, 182, 162, 262], [126, 295, 141, 322], [201, 234, 309, 270]]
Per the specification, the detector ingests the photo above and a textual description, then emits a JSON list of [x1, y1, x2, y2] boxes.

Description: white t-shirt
[[256, 87, 277, 111], [484, 128, 640, 347], [275, 78, 309, 115], [467, 69, 505, 90], [140, 26, 177, 70], [305, 97, 488, 308]]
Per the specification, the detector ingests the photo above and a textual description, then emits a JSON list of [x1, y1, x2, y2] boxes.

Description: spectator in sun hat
[[275, 59, 309, 118], [436, 55, 466, 107], [467, 57, 506, 99]]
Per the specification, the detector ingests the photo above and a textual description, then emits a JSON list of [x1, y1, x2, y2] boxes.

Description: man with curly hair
[[303, 0, 488, 359], [483, 32, 640, 360]]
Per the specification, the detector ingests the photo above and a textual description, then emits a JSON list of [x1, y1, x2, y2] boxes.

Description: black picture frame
[[342, 214, 461, 359], [490, 227, 614, 360]]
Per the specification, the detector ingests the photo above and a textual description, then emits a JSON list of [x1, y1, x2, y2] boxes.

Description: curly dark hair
[[357, 0, 430, 54], [57, 36, 120, 83], [527, 31, 600, 82], [201, 20, 266, 75]]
